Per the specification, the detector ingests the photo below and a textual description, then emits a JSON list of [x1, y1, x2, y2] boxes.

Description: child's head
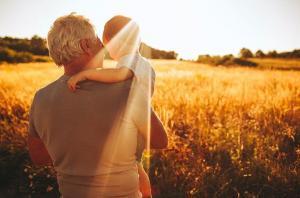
[[103, 15, 141, 60]]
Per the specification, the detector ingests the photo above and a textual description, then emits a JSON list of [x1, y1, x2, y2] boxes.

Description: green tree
[[30, 35, 48, 55], [0, 47, 16, 62], [239, 48, 253, 58], [267, 50, 278, 58], [255, 50, 265, 58]]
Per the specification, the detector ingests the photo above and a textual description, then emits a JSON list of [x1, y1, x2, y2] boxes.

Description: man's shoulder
[[32, 77, 133, 105], [34, 77, 61, 99], [79, 78, 133, 91]]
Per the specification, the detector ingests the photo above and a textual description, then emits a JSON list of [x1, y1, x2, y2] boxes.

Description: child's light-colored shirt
[[117, 53, 155, 162], [116, 53, 156, 96]]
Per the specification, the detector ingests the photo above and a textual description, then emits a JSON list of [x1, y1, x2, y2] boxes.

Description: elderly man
[[27, 13, 167, 197]]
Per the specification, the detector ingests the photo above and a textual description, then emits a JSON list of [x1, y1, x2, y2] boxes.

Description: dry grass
[[0, 60, 300, 197], [250, 58, 300, 70]]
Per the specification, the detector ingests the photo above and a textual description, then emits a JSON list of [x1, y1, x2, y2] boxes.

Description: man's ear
[[79, 39, 91, 55]]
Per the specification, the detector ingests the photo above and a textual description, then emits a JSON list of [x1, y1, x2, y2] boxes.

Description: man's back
[[30, 75, 137, 176]]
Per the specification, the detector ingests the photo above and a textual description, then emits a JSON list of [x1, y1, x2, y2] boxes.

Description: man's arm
[[149, 110, 168, 149], [28, 136, 52, 166], [27, 94, 53, 166]]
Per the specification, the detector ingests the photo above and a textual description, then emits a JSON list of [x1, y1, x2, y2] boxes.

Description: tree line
[[139, 43, 178, 59], [197, 48, 300, 67], [0, 36, 49, 63], [0, 36, 177, 63], [239, 48, 300, 59]]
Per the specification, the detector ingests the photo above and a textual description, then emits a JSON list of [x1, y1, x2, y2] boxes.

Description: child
[[67, 15, 155, 197]]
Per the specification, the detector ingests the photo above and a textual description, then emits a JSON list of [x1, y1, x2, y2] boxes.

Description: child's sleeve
[[117, 54, 156, 96], [116, 54, 139, 75]]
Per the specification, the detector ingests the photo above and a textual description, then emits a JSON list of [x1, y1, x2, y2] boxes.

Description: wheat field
[[0, 60, 300, 197]]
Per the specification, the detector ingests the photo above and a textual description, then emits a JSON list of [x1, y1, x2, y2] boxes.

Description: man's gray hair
[[47, 13, 97, 66]]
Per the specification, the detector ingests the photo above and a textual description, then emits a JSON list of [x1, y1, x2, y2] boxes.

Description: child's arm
[[68, 67, 133, 91]]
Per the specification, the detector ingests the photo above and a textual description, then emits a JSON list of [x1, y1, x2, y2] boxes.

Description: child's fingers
[[67, 83, 73, 91], [70, 85, 74, 92], [68, 84, 73, 90], [67, 82, 76, 92], [67, 78, 79, 92], [72, 84, 78, 91]]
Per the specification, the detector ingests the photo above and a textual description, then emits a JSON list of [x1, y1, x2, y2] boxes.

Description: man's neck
[[64, 65, 83, 76]]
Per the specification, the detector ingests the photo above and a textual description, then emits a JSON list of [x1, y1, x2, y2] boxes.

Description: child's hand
[[67, 73, 86, 92], [137, 163, 152, 197]]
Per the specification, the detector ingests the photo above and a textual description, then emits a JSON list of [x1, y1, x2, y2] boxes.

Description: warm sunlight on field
[[1, 60, 300, 197]]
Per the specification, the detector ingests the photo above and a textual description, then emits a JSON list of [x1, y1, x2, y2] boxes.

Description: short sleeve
[[28, 94, 40, 138], [116, 54, 139, 74], [118, 54, 156, 96]]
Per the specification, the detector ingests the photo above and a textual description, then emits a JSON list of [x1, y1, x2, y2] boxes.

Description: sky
[[0, 0, 299, 59]]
